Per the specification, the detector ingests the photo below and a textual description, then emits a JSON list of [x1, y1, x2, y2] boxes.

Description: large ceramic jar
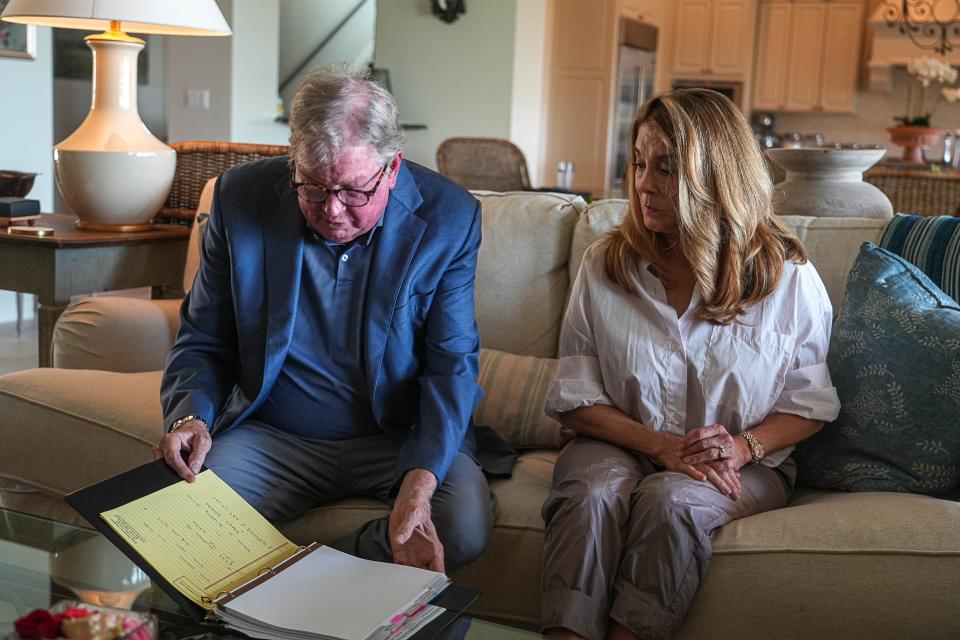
[[766, 148, 893, 219]]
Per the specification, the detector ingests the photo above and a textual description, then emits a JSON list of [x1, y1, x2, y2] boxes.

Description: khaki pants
[[540, 436, 792, 640]]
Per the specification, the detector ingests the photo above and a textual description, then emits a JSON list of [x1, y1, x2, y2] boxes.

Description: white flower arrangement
[[897, 56, 960, 126]]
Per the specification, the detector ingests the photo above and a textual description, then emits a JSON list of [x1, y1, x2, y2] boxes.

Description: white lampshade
[[0, 0, 231, 36], [0, 0, 231, 231]]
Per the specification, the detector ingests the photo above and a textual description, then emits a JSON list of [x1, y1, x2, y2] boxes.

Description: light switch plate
[[184, 89, 211, 110]]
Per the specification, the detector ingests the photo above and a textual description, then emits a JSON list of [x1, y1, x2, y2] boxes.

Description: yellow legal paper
[[101, 470, 300, 608]]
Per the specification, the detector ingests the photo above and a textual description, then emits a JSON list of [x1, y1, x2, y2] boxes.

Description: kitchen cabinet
[[670, 0, 754, 77], [819, 2, 863, 111], [619, 0, 665, 27], [542, 0, 619, 196], [752, 0, 864, 112]]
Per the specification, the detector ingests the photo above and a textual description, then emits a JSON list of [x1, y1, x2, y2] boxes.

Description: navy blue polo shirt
[[251, 218, 384, 439]]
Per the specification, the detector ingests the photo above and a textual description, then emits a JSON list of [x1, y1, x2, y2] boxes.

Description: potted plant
[[888, 56, 960, 163]]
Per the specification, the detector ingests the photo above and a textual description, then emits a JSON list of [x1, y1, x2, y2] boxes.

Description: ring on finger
[[717, 445, 725, 459]]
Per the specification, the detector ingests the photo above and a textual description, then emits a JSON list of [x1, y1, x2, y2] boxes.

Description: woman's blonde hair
[[604, 88, 806, 324]]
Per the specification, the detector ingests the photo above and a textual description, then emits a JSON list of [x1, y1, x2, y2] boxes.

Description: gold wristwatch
[[168, 415, 207, 433], [741, 431, 765, 464]]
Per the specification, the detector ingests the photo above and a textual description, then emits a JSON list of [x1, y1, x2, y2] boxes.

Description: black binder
[[66, 459, 478, 638]]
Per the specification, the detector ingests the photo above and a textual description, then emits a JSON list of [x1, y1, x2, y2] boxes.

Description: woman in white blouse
[[539, 89, 840, 640]]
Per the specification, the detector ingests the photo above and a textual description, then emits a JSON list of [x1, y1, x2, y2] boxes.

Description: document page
[[101, 469, 299, 608], [220, 546, 449, 640]]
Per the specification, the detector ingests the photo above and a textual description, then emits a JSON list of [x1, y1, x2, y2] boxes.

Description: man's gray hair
[[288, 65, 404, 172]]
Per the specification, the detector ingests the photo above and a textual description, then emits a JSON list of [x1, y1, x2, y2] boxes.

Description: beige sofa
[[1, 190, 959, 638]]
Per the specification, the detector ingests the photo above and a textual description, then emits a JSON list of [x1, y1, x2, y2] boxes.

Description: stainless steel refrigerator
[[609, 19, 657, 198]]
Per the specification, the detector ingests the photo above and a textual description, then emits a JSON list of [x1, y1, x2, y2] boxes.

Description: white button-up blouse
[[546, 241, 842, 468]]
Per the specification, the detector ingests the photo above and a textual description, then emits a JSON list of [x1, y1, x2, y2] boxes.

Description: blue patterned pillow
[[880, 213, 960, 304], [796, 243, 960, 495]]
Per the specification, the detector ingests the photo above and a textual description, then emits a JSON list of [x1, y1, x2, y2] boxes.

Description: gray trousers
[[540, 437, 792, 640], [204, 421, 495, 571]]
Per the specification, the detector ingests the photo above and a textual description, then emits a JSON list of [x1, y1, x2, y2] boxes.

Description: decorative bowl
[[0, 171, 38, 198]]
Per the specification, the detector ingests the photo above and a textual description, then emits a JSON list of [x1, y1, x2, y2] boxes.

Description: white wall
[[0, 26, 52, 324], [167, 0, 290, 145], [280, 0, 358, 83], [509, 0, 548, 186], [0, 28, 53, 208], [166, 0, 234, 143], [375, 0, 518, 168], [279, 0, 376, 109], [230, 0, 290, 145]]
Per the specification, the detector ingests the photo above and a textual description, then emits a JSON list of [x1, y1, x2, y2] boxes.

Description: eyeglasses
[[291, 164, 388, 206]]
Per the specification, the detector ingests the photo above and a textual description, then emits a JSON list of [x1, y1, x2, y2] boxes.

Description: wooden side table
[[0, 213, 190, 367]]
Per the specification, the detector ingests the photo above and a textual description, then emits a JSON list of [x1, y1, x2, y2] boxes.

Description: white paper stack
[[215, 546, 449, 640]]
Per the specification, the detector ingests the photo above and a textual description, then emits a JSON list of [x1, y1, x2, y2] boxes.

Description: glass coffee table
[[0, 507, 540, 640]]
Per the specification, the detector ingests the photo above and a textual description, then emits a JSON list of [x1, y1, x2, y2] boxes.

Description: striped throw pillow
[[474, 348, 572, 449], [880, 214, 960, 303]]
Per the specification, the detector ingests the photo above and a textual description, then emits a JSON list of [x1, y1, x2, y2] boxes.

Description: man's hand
[[389, 469, 444, 573], [151, 420, 212, 483]]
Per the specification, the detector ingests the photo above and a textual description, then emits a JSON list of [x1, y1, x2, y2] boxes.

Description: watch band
[[741, 430, 765, 464], [169, 415, 207, 433]]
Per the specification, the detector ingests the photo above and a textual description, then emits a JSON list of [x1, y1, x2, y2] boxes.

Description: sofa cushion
[[567, 205, 887, 314], [0, 369, 161, 499], [472, 191, 584, 357], [880, 213, 960, 303], [683, 489, 960, 639], [182, 177, 217, 294], [52, 297, 182, 372], [474, 348, 570, 449], [795, 243, 960, 495], [569, 199, 627, 285], [276, 448, 960, 636]]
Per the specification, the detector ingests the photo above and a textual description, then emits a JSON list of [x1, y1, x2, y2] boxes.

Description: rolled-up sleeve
[[771, 266, 841, 422], [545, 263, 614, 417]]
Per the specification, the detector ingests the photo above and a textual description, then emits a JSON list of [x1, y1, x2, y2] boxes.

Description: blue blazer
[[160, 158, 486, 488]]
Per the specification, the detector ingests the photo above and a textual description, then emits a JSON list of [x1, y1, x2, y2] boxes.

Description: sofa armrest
[[52, 296, 183, 372]]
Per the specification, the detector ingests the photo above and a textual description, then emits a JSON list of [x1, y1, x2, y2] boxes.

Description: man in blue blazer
[[153, 67, 507, 573]]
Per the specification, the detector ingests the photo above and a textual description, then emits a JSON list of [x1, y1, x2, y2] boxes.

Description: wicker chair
[[158, 141, 290, 225], [435, 137, 531, 192], [864, 165, 960, 217]]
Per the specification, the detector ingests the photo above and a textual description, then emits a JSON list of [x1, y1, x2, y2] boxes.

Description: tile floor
[[0, 319, 38, 376]]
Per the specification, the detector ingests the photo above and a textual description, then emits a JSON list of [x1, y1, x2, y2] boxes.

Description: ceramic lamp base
[[52, 37, 176, 232], [75, 220, 158, 232], [54, 148, 175, 230]]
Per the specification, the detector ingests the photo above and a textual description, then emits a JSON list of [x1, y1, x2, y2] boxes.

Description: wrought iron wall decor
[[432, 0, 465, 24], [883, 0, 960, 55]]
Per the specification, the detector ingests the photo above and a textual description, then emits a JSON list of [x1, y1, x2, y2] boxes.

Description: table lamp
[[52, 535, 151, 609], [0, 0, 231, 231]]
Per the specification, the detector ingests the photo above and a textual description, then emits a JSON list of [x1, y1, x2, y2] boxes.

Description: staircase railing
[[279, 0, 372, 95]]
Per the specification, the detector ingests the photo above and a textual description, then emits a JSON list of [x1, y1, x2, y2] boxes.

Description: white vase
[[766, 148, 893, 219], [53, 37, 176, 231]]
